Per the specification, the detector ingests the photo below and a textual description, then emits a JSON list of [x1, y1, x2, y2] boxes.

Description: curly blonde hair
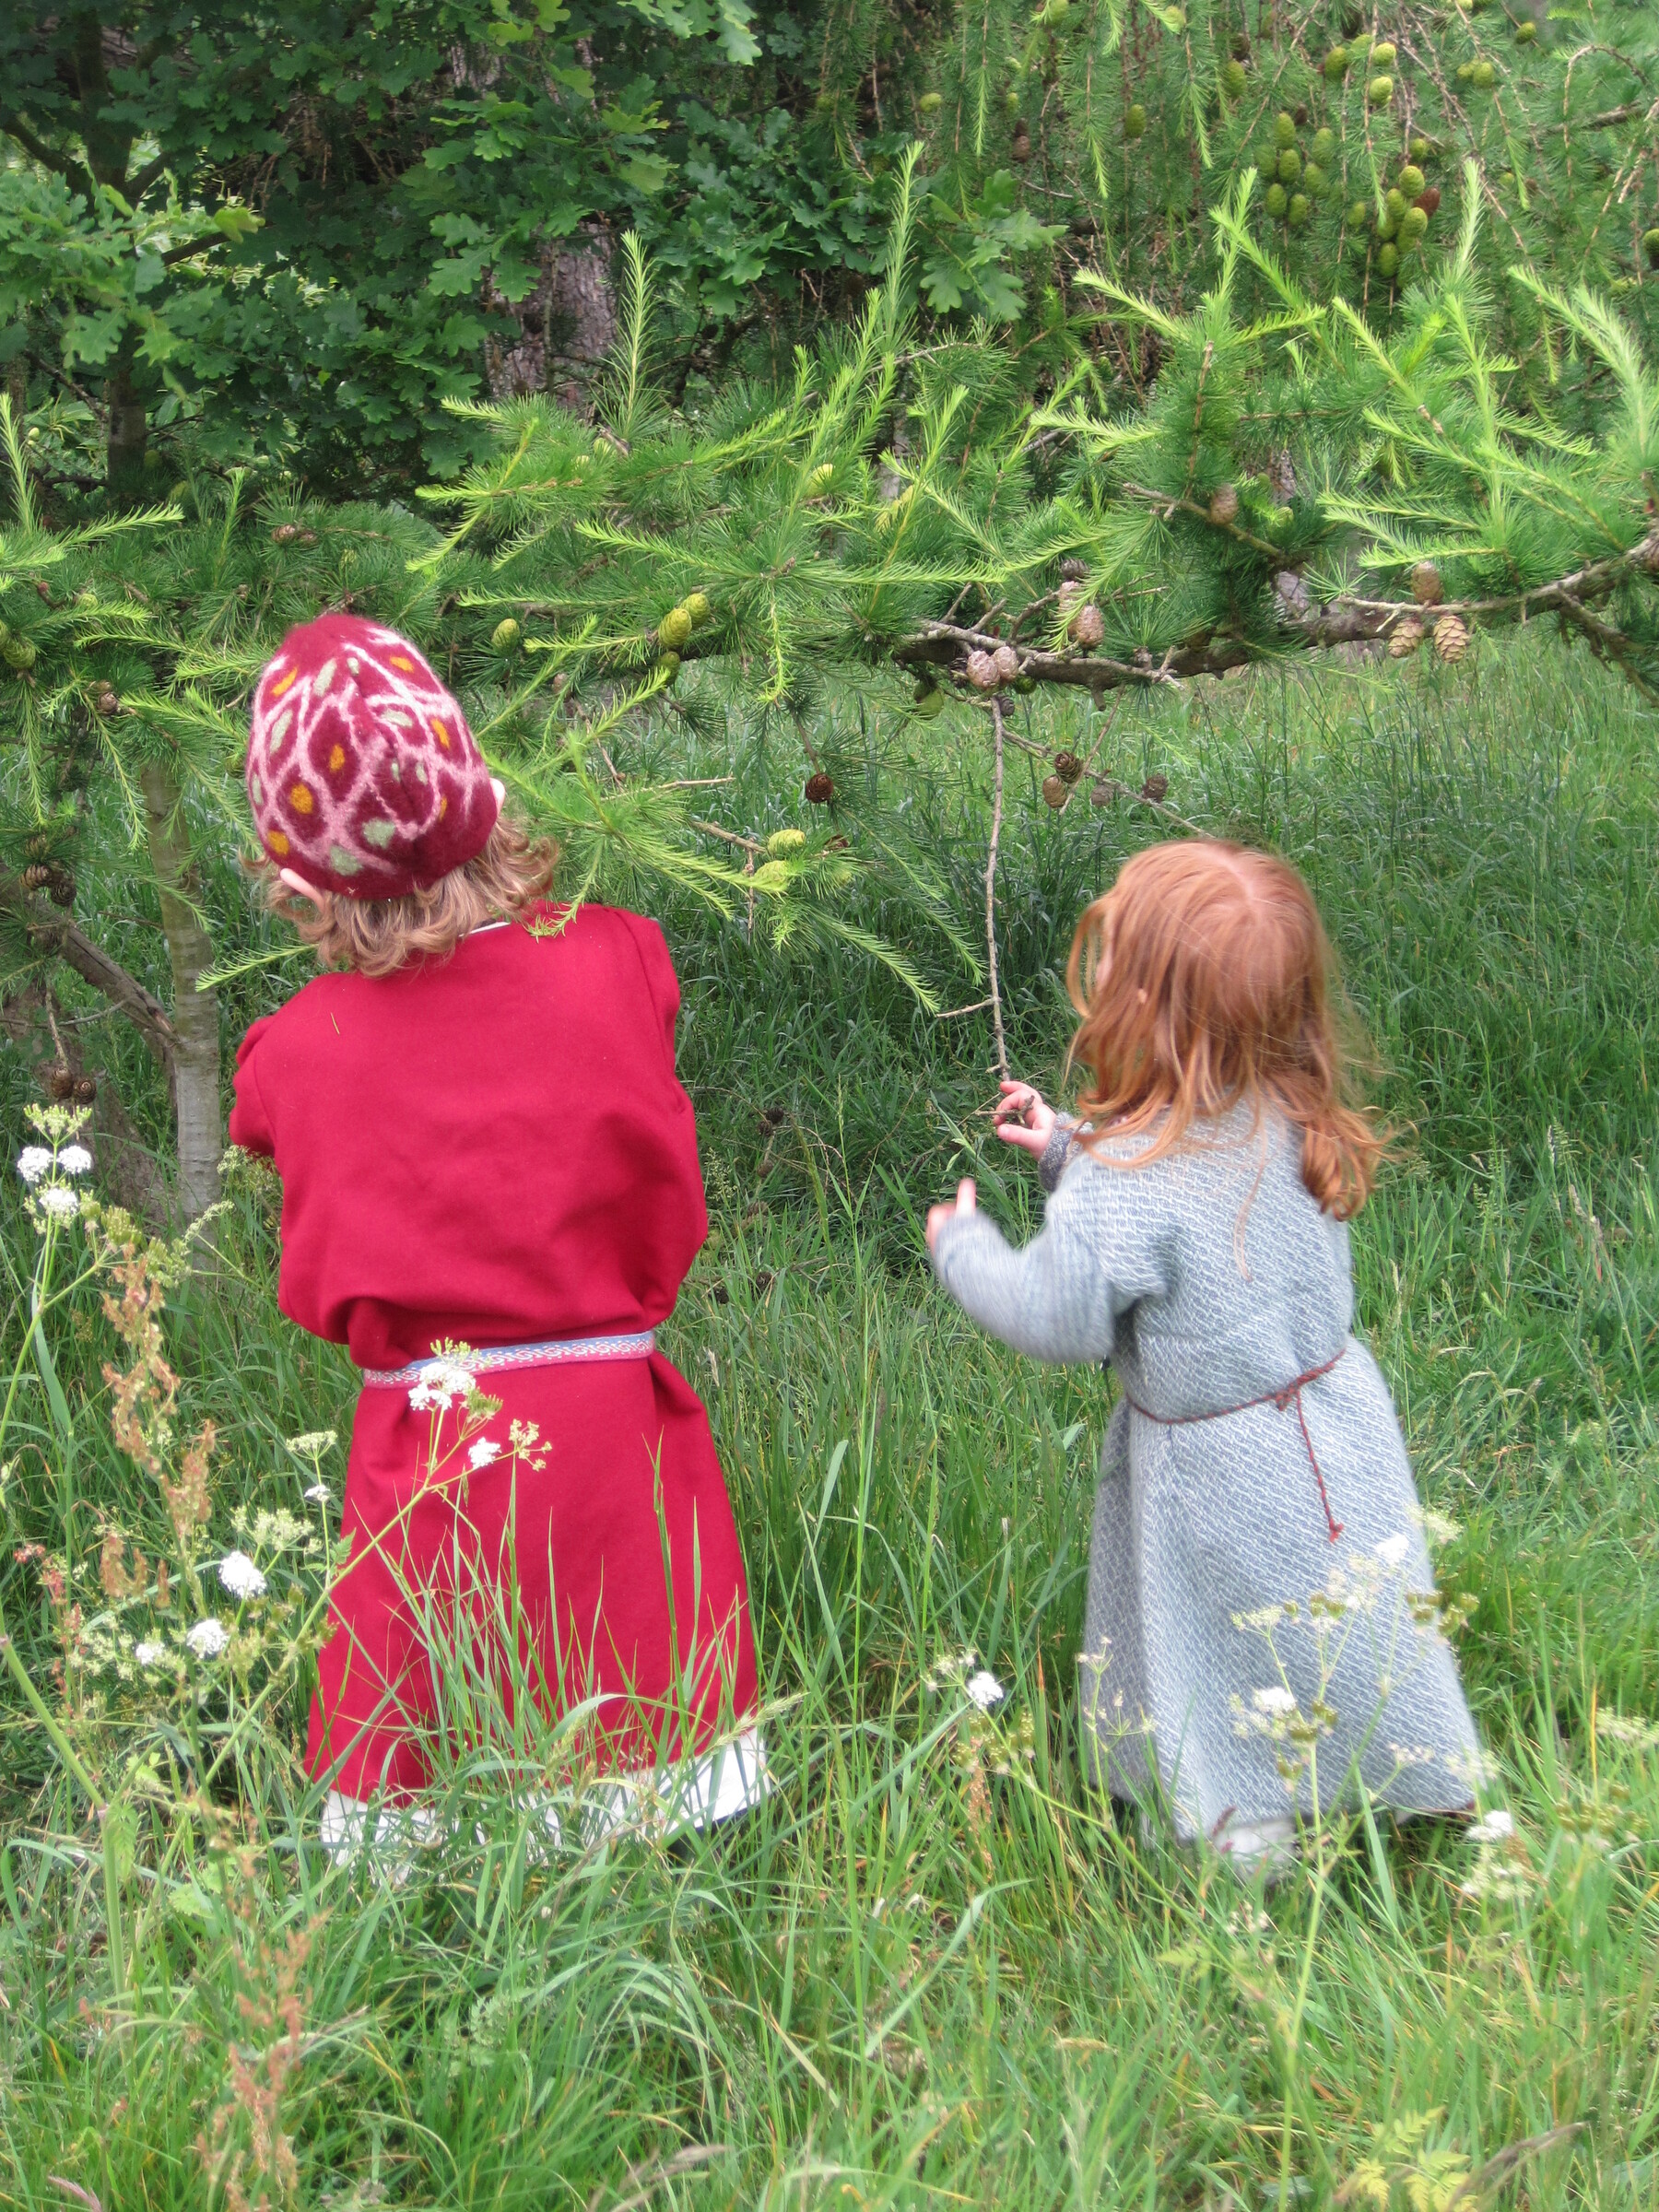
[[253, 814, 559, 980]]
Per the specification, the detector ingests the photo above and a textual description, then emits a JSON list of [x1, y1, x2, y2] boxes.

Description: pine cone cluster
[[22, 862, 75, 905]]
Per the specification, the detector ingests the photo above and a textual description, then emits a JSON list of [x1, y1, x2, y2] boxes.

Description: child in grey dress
[[927, 839, 1484, 1871]]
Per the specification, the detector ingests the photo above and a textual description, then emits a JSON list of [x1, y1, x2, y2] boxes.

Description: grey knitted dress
[[931, 1106, 1483, 1844]]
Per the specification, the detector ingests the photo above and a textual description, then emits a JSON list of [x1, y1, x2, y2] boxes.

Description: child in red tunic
[[229, 614, 762, 1846]]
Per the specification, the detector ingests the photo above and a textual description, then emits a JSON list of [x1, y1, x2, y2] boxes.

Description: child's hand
[[993, 1080, 1057, 1157], [926, 1179, 977, 1254]]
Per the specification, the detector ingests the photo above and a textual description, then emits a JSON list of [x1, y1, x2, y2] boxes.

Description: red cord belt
[[1123, 1346, 1347, 1543]]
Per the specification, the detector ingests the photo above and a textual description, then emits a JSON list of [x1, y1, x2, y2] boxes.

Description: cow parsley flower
[[36, 1185, 79, 1219], [303, 1482, 332, 1504], [1375, 1532, 1412, 1569], [134, 1640, 168, 1666], [1253, 1685, 1298, 1717], [186, 1617, 229, 1659], [57, 1145, 93, 1177], [287, 1429, 337, 1457], [1467, 1807, 1514, 1844], [965, 1669, 1005, 1712], [217, 1550, 267, 1600], [468, 1438, 503, 1469], [16, 1147, 52, 1184]]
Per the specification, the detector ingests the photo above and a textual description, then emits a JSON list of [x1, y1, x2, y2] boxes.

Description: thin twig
[[985, 699, 1009, 1083], [688, 817, 765, 854]]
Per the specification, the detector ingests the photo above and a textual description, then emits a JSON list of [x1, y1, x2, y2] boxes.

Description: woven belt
[[1123, 1346, 1348, 1543], [361, 1331, 657, 1390]]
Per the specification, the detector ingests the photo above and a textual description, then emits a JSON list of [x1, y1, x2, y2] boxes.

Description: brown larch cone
[[272, 523, 300, 543], [47, 1066, 76, 1101], [1411, 561, 1444, 606], [1140, 772, 1170, 802], [1432, 614, 1469, 664], [1208, 483, 1240, 525], [1056, 580, 1083, 620], [993, 643, 1020, 684], [967, 649, 1001, 690], [805, 771, 835, 805], [47, 869, 75, 908], [1068, 604, 1105, 650], [1012, 122, 1032, 162], [23, 863, 52, 891], [94, 689, 119, 716], [1059, 557, 1088, 582], [73, 1075, 97, 1105], [1041, 775, 1069, 809], [1389, 614, 1426, 657], [1053, 750, 1083, 784], [1416, 186, 1441, 217], [1088, 779, 1118, 807]]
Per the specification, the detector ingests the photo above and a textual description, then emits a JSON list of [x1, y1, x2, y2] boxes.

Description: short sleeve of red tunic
[[229, 905, 708, 1371]]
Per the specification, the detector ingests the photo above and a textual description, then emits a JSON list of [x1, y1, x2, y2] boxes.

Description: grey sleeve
[[929, 1167, 1166, 1366]]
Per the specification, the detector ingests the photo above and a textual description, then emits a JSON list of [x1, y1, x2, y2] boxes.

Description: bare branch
[[0, 878, 176, 1065]]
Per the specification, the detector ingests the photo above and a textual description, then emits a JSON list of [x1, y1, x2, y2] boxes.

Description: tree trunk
[[105, 348, 148, 503], [140, 764, 221, 1219]]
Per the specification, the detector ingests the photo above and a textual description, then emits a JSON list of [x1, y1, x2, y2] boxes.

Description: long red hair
[[1065, 840, 1384, 1219]]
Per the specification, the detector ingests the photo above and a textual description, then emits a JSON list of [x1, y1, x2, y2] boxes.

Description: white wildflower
[[1233, 1603, 1292, 1633], [1467, 1807, 1514, 1845], [1375, 1532, 1412, 1569], [217, 1550, 267, 1600], [36, 1185, 79, 1219], [134, 1640, 168, 1665], [287, 1429, 337, 1457], [1416, 1506, 1461, 1547], [185, 1617, 229, 1659], [1595, 1712, 1659, 1750], [17, 1147, 53, 1184], [57, 1144, 93, 1177], [1253, 1685, 1298, 1717], [965, 1669, 1005, 1712], [303, 1482, 332, 1504], [467, 1438, 503, 1469]]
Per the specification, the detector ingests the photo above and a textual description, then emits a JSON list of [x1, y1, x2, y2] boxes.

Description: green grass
[[1, 636, 1657, 2208]]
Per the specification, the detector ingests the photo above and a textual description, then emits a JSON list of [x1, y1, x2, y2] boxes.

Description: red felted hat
[[247, 614, 500, 899]]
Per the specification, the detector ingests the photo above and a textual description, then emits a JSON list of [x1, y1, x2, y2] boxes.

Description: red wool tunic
[[229, 903, 758, 1800]]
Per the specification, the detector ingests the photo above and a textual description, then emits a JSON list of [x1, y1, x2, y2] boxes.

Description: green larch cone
[[1274, 111, 1297, 147], [1221, 59, 1247, 98], [919, 90, 943, 112], [1277, 147, 1301, 184], [1312, 127, 1336, 165], [1265, 182, 1289, 219], [1378, 241, 1400, 277], [767, 828, 806, 856], [658, 606, 693, 652], [684, 591, 712, 628], [491, 618, 521, 652], [1303, 162, 1328, 197], [1515, 19, 1536, 40], [1368, 74, 1394, 105], [1124, 102, 1146, 139], [913, 688, 945, 719], [1645, 229, 1659, 268], [1471, 59, 1496, 87], [1398, 163, 1425, 198], [1385, 188, 1407, 222], [1370, 40, 1396, 65], [1400, 206, 1429, 245], [1324, 44, 1349, 80], [1348, 199, 1372, 229], [1288, 193, 1310, 228], [1409, 135, 1430, 159]]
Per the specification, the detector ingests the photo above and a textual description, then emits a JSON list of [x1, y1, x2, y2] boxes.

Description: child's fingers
[[995, 1122, 1047, 1154]]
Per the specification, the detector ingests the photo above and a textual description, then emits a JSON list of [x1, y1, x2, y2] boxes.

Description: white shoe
[[319, 1789, 439, 1883]]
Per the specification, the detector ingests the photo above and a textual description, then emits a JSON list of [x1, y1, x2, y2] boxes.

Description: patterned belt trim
[[361, 1331, 657, 1390], [1123, 1346, 1348, 1543]]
